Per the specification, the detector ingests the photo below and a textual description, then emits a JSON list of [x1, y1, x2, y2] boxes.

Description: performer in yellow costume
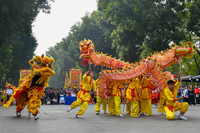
[[158, 90, 165, 114], [108, 81, 124, 117], [2, 89, 7, 104], [67, 67, 94, 118], [164, 72, 189, 120], [94, 79, 107, 115], [140, 76, 152, 116], [126, 78, 141, 117], [3, 55, 55, 120]]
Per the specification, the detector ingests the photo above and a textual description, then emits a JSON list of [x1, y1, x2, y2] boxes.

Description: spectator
[[57, 89, 61, 105], [63, 89, 68, 98], [67, 87, 71, 96], [183, 86, 188, 103], [45, 88, 49, 104], [188, 85, 195, 105], [6, 85, 13, 102], [41, 96, 45, 105], [49, 88, 55, 104], [194, 85, 199, 104]]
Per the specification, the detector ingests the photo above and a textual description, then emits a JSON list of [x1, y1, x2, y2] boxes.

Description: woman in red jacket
[[194, 85, 200, 104]]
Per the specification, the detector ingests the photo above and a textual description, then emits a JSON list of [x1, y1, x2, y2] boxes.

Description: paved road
[[0, 104, 200, 133]]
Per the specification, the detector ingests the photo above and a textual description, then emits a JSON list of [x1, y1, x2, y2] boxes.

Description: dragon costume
[[79, 39, 196, 118], [79, 39, 196, 98], [3, 55, 55, 120]]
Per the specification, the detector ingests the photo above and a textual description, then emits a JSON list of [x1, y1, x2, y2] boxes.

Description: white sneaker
[[96, 112, 99, 115], [139, 113, 144, 116], [67, 107, 72, 112], [28, 112, 31, 119], [178, 115, 188, 120], [34, 115, 39, 120], [75, 114, 82, 119], [16, 111, 21, 117], [116, 114, 123, 117]]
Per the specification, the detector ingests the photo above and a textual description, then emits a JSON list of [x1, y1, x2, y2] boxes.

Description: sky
[[32, 0, 97, 56]]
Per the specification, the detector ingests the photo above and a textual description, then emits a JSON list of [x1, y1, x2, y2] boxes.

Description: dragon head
[[79, 39, 95, 66], [175, 41, 197, 58], [29, 55, 55, 85]]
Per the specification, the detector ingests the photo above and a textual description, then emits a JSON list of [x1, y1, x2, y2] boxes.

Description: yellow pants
[[16, 89, 43, 115], [95, 96, 107, 112], [165, 102, 189, 120], [158, 99, 165, 113], [108, 96, 122, 115], [141, 99, 152, 115], [126, 98, 139, 117], [71, 98, 89, 116], [108, 96, 115, 115]]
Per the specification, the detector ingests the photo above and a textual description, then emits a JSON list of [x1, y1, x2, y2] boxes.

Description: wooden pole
[[179, 57, 183, 104]]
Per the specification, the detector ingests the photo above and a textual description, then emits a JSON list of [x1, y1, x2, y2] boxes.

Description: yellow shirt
[[163, 80, 180, 107], [77, 73, 93, 102], [111, 82, 123, 97], [94, 79, 99, 96], [160, 90, 165, 99], [126, 78, 141, 101], [140, 77, 151, 100]]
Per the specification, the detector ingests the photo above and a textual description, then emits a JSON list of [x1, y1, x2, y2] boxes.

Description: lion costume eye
[[34, 60, 40, 65]]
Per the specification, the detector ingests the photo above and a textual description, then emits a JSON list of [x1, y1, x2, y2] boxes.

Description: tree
[[46, 11, 117, 88], [97, 0, 188, 61], [0, 0, 53, 87]]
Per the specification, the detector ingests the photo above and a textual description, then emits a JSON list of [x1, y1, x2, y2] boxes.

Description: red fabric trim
[[131, 89, 136, 97], [80, 89, 90, 94], [89, 78, 92, 84], [14, 86, 27, 99], [16, 108, 23, 112], [167, 103, 179, 112], [173, 98, 175, 103], [168, 106, 174, 112], [33, 111, 38, 116], [77, 95, 90, 102], [36, 86, 43, 92], [172, 91, 174, 96], [173, 103, 179, 108], [125, 97, 133, 102]]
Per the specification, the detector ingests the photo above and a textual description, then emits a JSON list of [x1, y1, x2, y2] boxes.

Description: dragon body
[[79, 40, 196, 98]]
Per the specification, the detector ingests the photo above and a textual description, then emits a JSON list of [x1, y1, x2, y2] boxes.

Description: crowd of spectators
[[180, 85, 200, 105], [42, 87, 79, 105]]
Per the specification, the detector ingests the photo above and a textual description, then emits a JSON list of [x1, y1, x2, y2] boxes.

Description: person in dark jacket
[[57, 89, 61, 104], [45, 88, 49, 104], [188, 85, 195, 105], [49, 88, 55, 105]]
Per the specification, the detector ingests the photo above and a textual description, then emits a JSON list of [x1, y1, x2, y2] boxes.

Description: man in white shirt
[[6, 85, 13, 102]]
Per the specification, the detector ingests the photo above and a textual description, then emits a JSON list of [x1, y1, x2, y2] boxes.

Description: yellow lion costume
[[3, 55, 55, 120]]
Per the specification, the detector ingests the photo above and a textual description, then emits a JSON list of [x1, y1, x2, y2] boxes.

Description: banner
[[19, 69, 31, 85], [69, 69, 82, 89], [64, 71, 70, 89]]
